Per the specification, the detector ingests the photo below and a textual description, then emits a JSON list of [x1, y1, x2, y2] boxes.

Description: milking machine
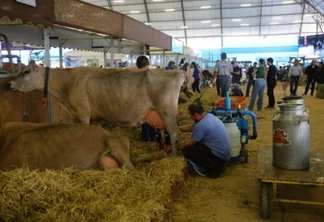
[[208, 92, 258, 163]]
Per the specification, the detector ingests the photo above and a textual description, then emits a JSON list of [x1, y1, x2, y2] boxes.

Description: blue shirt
[[192, 67, 200, 80], [192, 114, 231, 161]]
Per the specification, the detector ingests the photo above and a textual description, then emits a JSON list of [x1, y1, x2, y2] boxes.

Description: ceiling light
[[180, 26, 188, 29], [211, 24, 220, 27], [282, 1, 294, 4], [241, 4, 251, 7], [232, 19, 242, 22], [241, 23, 249, 26], [200, 5, 211, 9], [113, 0, 124, 2], [272, 16, 282, 19], [293, 20, 302, 23], [304, 14, 314, 17], [130, 11, 140, 13], [145, 22, 151, 25], [270, 22, 279, 25], [153, 0, 164, 1], [165, 9, 175, 12], [201, 20, 211, 24]]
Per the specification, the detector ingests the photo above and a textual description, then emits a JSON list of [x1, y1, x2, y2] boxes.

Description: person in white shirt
[[288, 59, 303, 96]]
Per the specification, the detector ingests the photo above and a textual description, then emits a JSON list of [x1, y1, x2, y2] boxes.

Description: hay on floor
[[316, 84, 324, 99], [0, 157, 187, 222]]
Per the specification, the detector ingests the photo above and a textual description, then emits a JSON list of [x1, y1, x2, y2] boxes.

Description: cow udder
[[144, 109, 165, 129]]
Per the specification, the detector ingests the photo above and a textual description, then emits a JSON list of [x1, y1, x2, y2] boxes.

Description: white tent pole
[[110, 37, 115, 68], [103, 46, 108, 68], [43, 28, 54, 123], [59, 38, 64, 68]]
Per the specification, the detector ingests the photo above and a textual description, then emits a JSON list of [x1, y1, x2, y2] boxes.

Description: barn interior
[[1, 0, 324, 221]]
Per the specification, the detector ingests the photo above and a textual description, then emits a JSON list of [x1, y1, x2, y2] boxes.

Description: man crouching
[[179, 103, 230, 178]]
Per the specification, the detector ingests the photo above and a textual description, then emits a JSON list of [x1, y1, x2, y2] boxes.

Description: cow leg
[[160, 114, 179, 155]]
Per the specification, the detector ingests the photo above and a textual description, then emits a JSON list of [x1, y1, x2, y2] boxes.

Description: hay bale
[[316, 84, 324, 99], [0, 157, 187, 222], [178, 92, 189, 104], [299, 77, 307, 86], [184, 89, 195, 98]]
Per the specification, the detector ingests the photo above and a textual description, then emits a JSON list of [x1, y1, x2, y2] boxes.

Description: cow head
[[7, 60, 44, 92]]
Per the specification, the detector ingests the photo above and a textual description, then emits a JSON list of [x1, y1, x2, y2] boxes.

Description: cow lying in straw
[[0, 122, 134, 171]]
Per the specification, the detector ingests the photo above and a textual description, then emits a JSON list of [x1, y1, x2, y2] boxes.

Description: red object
[[41, 98, 47, 106], [215, 96, 246, 109]]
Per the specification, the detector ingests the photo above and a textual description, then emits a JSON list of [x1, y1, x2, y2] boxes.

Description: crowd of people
[[135, 54, 324, 179]]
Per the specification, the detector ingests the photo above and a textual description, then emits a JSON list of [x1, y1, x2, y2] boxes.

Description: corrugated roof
[[82, 0, 324, 46]]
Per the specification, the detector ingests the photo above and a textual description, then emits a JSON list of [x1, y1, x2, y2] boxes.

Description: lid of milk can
[[282, 96, 303, 101]]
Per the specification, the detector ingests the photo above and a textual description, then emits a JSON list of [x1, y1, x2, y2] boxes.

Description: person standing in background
[[303, 59, 318, 97], [180, 63, 189, 72], [248, 59, 267, 111], [245, 62, 257, 97], [265, 58, 277, 109], [316, 62, 324, 84], [288, 59, 303, 96], [191, 62, 202, 93], [213, 53, 233, 97], [231, 61, 242, 84], [136, 56, 155, 142], [215, 60, 221, 96]]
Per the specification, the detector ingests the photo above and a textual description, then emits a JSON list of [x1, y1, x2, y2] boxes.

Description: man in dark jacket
[[303, 59, 318, 96], [245, 62, 257, 97], [266, 58, 277, 109]]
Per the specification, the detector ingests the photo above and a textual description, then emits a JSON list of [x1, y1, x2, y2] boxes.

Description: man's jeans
[[248, 79, 266, 111], [218, 75, 231, 97], [290, 76, 300, 96]]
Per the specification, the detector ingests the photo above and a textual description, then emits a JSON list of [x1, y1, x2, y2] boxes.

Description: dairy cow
[[0, 122, 134, 171], [8, 62, 187, 154]]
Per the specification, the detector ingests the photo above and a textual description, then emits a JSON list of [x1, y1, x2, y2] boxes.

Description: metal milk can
[[272, 103, 310, 170]]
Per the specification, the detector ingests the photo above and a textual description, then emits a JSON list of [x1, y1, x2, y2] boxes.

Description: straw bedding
[[0, 157, 187, 222], [316, 84, 324, 99], [0, 86, 208, 222]]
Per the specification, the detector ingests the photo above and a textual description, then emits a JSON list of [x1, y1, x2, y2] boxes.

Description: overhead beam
[[220, 0, 223, 48], [138, 12, 305, 24], [98, 1, 301, 10], [180, 0, 187, 46], [106, 0, 113, 10], [296, 0, 324, 34], [160, 21, 316, 32], [298, 0, 306, 37], [170, 32, 318, 39], [258, 0, 263, 36], [143, 0, 151, 24]]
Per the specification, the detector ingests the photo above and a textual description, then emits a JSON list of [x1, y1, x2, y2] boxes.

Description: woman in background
[[191, 62, 203, 93], [248, 58, 267, 111], [136, 56, 156, 142]]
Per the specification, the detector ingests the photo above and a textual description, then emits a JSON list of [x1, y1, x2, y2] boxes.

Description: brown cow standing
[[0, 122, 134, 171], [8, 62, 187, 154]]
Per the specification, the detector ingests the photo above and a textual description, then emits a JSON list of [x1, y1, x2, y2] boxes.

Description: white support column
[[103, 46, 108, 68], [110, 38, 115, 68], [43, 28, 54, 123], [131, 54, 134, 67], [162, 50, 166, 68], [58, 38, 64, 68]]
